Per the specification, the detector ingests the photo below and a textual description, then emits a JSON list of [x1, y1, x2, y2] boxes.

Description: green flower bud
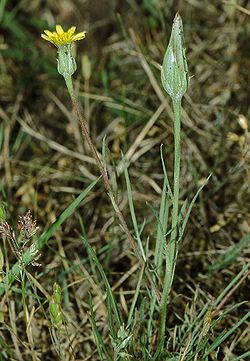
[[49, 283, 63, 327], [0, 247, 4, 273], [57, 44, 77, 77], [53, 282, 62, 304], [161, 13, 189, 102], [0, 203, 6, 222], [49, 301, 62, 327]]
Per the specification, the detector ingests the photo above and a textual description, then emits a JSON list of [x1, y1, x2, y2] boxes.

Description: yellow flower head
[[41, 25, 86, 46]]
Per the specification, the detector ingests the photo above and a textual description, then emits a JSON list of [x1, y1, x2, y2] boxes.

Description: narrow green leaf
[[208, 233, 250, 272], [233, 351, 250, 361], [204, 311, 250, 357], [127, 263, 145, 327], [37, 177, 100, 250], [160, 145, 173, 200], [214, 261, 250, 308], [154, 175, 170, 276], [80, 235, 122, 335], [122, 155, 146, 261], [178, 174, 212, 242], [89, 295, 112, 361]]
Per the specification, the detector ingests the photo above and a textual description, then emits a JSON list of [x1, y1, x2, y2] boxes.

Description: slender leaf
[[178, 174, 212, 242], [204, 311, 250, 357], [89, 295, 112, 361], [122, 155, 146, 261], [80, 236, 122, 336]]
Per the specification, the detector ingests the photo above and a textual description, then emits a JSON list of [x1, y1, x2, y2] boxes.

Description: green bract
[[161, 13, 189, 102], [57, 44, 77, 77]]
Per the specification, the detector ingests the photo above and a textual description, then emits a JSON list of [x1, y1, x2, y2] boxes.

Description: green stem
[[64, 75, 74, 101], [158, 99, 181, 346], [169, 99, 181, 275]]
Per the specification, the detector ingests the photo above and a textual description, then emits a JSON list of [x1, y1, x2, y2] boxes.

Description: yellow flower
[[41, 25, 86, 46]]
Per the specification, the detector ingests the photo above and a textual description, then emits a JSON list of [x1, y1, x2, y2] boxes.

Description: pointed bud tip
[[172, 13, 183, 34], [174, 12, 182, 21], [161, 13, 189, 101]]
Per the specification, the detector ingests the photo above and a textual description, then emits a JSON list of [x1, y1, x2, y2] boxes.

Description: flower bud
[[0, 203, 6, 222], [57, 44, 77, 77], [52, 282, 62, 304], [49, 283, 63, 327], [49, 302, 62, 327], [0, 247, 4, 273], [161, 13, 189, 102]]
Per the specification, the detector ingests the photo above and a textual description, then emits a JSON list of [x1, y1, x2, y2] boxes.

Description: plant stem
[[64, 75, 161, 304], [169, 99, 181, 277], [159, 99, 181, 345]]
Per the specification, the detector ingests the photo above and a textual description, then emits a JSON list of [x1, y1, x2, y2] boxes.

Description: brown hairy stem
[[67, 79, 160, 303]]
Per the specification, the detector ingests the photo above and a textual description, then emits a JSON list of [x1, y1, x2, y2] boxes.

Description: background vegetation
[[0, 0, 249, 360]]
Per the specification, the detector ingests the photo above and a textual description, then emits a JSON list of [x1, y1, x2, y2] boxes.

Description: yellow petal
[[44, 30, 54, 37], [41, 34, 50, 41], [67, 26, 76, 35], [56, 25, 64, 35], [72, 32, 86, 41]]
